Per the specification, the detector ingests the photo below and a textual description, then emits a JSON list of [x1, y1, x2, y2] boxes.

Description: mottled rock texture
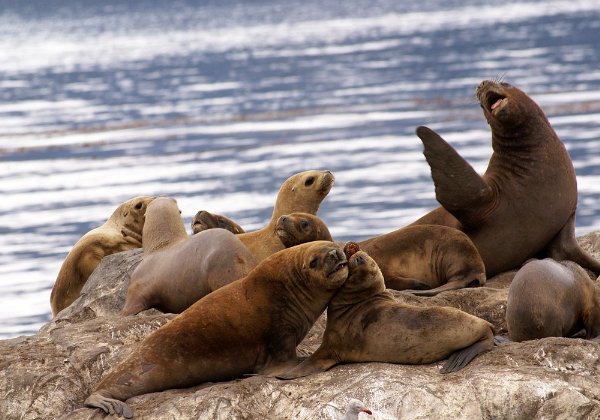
[[2, 233, 600, 419]]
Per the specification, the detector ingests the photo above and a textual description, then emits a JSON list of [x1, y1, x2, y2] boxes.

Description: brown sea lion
[[237, 170, 334, 263], [85, 241, 349, 418], [506, 258, 600, 342], [275, 212, 333, 247], [277, 248, 494, 379], [410, 80, 600, 277], [191, 210, 245, 235], [360, 225, 486, 294], [275, 213, 485, 295], [50, 196, 154, 316], [122, 197, 256, 315]]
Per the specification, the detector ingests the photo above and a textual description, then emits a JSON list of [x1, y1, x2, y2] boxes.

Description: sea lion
[[85, 241, 349, 418], [275, 213, 485, 295], [122, 197, 256, 315], [191, 210, 245, 235], [50, 195, 154, 316], [360, 225, 486, 294], [237, 170, 334, 263], [410, 80, 600, 277], [275, 212, 333, 247], [278, 248, 494, 379], [506, 258, 600, 341]]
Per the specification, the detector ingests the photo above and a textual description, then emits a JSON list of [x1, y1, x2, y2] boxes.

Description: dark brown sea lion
[[191, 210, 245, 235], [50, 196, 154, 316], [275, 212, 333, 247], [506, 258, 600, 341], [237, 170, 334, 263], [410, 80, 600, 277], [122, 197, 256, 315], [277, 248, 494, 379], [85, 241, 349, 418], [275, 213, 485, 295]]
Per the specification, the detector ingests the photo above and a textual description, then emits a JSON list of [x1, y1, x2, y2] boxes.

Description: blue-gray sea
[[1, 0, 600, 338]]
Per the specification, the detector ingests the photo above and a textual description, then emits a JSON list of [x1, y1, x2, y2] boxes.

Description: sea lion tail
[[85, 392, 133, 419]]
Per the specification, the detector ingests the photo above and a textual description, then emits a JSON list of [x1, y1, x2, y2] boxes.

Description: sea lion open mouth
[[485, 91, 507, 113], [327, 261, 348, 277]]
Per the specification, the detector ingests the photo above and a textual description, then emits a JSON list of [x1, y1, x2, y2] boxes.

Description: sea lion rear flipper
[[441, 329, 493, 373], [85, 393, 133, 419], [543, 212, 600, 276], [385, 276, 430, 291], [404, 273, 485, 296], [416, 126, 493, 222], [275, 351, 337, 380]]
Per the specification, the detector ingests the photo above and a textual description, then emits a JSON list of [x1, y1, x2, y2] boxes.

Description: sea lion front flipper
[[275, 350, 337, 380], [85, 393, 133, 419], [543, 212, 600, 276], [416, 126, 494, 223], [440, 332, 493, 373]]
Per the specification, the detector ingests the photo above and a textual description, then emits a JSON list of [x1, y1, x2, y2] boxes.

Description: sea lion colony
[[46, 81, 600, 418]]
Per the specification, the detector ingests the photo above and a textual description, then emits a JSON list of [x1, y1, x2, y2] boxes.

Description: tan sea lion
[[237, 170, 334, 263], [50, 196, 154, 316], [85, 241, 349, 418], [191, 210, 245, 235], [506, 258, 600, 341], [122, 197, 256, 315], [276, 213, 485, 295], [278, 248, 494, 379], [410, 80, 600, 277], [275, 212, 333, 247]]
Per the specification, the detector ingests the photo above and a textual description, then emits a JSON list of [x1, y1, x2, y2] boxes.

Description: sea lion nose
[[279, 215, 288, 223], [356, 254, 365, 265]]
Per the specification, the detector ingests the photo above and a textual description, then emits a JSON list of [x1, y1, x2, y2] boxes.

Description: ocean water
[[1, 0, 600, 338]]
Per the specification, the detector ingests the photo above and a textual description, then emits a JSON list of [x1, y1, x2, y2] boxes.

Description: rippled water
[[1, 0, 600, 338]]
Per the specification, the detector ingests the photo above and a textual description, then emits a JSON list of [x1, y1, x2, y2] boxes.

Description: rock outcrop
[[2, 233, 600, 419]]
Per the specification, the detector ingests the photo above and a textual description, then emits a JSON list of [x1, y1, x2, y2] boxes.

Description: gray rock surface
[[2, 233, 600, 419]]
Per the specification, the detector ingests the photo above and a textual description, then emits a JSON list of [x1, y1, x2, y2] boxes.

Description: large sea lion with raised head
[[506, 258, 600, 341], [50, 195, 154, 316], [276, 213, 485, 295], [277, 245, 494, 379], [411, 80, 600, 277], [122, 197, 256, 315], [237, 170, 334, 263], [85, 241, 349, 418]]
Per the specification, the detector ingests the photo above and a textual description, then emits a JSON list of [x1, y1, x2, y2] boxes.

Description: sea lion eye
[[300, 220, 309, 230], [135, 202, 143, 210], [304, 177, 315, 187], [309, 257, 318, 268]]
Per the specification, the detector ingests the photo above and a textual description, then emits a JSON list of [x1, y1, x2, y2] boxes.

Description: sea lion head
[[296, 241, 348, 290], [476, 80, 546, 138], [143, 196, 187, 252], [114, 195, 155, 234], [191, 210, 244, 235], [275, 213, 333, 248], [274, 170, 335, 217], [341, 249, 386, 298]]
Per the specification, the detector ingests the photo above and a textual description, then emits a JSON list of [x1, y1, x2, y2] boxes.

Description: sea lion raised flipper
[[276, 349, 337, 380], [440, 330, 494, 373], [416, 126, 494, 225], [543, 212, 600, 275]]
